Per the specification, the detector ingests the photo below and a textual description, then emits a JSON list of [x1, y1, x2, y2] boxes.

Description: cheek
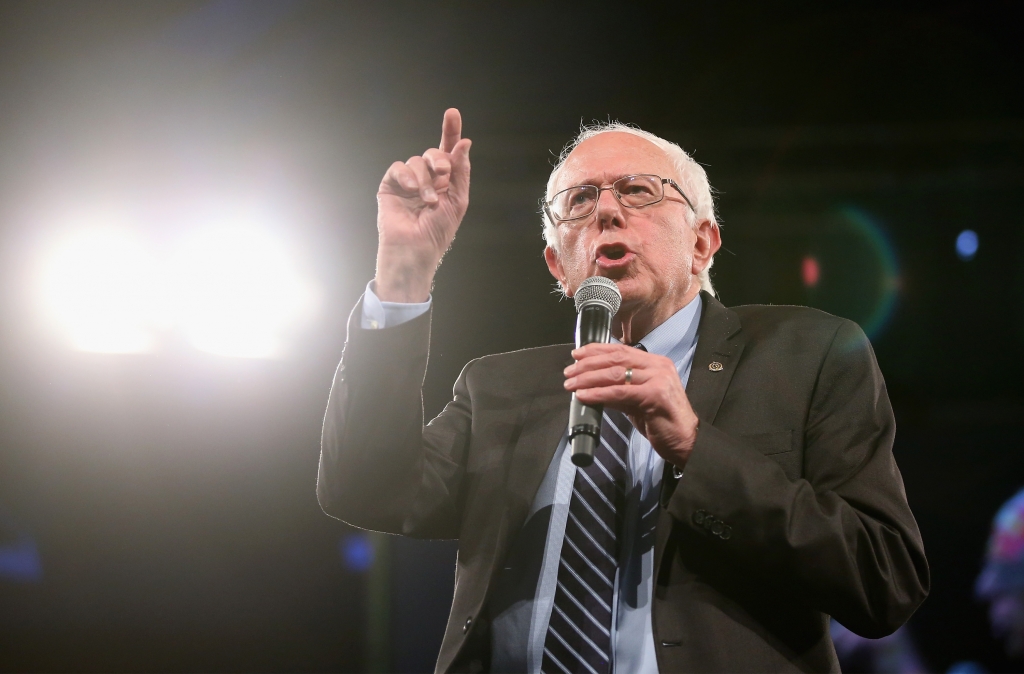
[[559, 232, 589, 268], [644, 233, 692, 274]]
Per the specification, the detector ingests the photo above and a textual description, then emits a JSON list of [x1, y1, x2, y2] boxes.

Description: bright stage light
[[36, 217, 318, 358], [38, 229, 159, 354], [168, 226, 316, 359]]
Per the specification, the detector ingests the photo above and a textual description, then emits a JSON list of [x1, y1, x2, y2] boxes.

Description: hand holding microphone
[[565, 277, 700, 470], [567, 276, 621, 466]]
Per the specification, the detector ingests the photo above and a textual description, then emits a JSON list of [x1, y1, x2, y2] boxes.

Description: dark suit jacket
[[318, 291, 929, 673]]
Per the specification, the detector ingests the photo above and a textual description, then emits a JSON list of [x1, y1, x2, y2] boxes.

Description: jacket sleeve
[[317, 297, 474, 539], [667, 319, 929, 637]]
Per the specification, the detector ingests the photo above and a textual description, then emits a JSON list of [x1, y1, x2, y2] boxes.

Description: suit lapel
[[655, 292, 746, 573], [685, 291, 745, 423]]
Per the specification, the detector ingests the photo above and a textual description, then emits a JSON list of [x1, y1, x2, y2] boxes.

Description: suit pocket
[[741, 430, 800, 480]]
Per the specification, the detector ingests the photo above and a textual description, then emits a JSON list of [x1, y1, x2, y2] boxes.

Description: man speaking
[[317, 109, 929, 673]]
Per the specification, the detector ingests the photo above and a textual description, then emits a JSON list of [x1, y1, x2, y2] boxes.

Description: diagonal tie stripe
[[542, 408, 632, 674]]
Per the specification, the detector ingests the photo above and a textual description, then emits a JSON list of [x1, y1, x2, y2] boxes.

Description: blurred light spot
[[0, 537, 43, 582], [36, 214, 318, 358], [39, 229, 158, 353], [801, 256, 820, 288], [956, 229, 978, 260], [340, 534, 374, 572], [169, 226, 315, 359]]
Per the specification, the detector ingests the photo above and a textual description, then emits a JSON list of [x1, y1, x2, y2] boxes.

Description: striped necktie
[[541, 408, 633, 674]]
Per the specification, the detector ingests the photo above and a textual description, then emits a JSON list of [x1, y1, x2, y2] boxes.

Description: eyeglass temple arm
[[664, 178, 697, 214]]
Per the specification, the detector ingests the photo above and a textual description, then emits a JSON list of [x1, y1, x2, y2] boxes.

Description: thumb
[[448, 138, 472, 202]]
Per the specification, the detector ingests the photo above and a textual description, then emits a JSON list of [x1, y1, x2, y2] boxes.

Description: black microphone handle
[[569, 302, 613, 466], [569, 395, 602, 466]]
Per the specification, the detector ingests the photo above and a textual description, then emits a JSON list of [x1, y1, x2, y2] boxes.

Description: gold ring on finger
[[624, 367, 633, 385]]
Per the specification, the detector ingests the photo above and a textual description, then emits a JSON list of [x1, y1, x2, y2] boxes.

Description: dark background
[[0, 1, 1022, 671]]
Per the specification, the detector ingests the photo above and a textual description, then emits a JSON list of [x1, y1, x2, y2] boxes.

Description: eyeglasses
[[543, 174, 696, 224]]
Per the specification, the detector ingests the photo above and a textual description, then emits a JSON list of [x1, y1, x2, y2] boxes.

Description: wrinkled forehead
[[555, 132, 678, 192]]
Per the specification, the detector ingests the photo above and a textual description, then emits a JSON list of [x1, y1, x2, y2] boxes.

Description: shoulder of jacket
[[726, 303, 864, 347], [469, 343, 574, 370], [730, 302, 849, 328], [457, 343, 573, 394]]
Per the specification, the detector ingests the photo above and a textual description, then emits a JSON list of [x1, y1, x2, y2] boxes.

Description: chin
[[613, 280, 654, 307]]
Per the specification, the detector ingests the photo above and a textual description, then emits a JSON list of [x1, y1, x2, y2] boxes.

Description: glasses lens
[[614, 175, 662, 207], [551, 185, 598, 220]]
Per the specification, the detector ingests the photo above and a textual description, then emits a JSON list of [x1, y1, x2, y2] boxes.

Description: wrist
[[671, 415, 700, 470], [375, 245, 436, 303]]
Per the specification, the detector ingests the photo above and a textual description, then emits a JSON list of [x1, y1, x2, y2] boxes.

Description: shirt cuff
[[360, 280, 432, 330]]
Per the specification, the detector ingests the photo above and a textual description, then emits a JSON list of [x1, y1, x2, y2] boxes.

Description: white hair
[[542, 122, 719, 296]]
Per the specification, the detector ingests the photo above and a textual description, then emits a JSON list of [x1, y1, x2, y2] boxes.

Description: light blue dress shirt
[[360, 280, 702, 673]]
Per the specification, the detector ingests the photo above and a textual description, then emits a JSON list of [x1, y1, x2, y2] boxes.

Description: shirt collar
[[613, 293, 702, 365]]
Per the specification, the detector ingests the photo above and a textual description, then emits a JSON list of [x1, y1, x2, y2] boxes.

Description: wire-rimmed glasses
[[543, 174, 696, 224]]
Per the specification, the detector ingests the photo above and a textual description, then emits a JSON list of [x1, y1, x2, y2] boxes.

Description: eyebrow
[[560, 172, 650, 189]]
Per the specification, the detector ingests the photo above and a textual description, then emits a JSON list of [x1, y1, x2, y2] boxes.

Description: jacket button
[[463, 616, 472, 634], [711, 520, 723, 536], [721, 525, 732, 540], [692, 510, 706, 526], [703, 516, 714, 531]]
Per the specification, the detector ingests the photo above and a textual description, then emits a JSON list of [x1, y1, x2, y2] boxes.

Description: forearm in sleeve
[[318, 296, 472, 539]]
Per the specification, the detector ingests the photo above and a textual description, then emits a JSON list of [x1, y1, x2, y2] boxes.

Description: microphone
[[568, 276, 622, 467]]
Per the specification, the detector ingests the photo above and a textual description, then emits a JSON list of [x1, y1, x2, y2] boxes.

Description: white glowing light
[[36, 217, 318, 358], [168, 226, 315, 359], [39, 229, 158, 353]]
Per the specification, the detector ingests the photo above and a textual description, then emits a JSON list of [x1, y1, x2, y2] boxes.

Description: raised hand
[[374, 108, 472, 303]]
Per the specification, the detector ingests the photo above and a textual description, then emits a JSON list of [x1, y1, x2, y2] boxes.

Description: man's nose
[[594, 188, 625, 229]]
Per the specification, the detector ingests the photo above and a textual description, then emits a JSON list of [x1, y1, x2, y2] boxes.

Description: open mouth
[[602, 245, 627, 260], [595, 243, 633, 268]]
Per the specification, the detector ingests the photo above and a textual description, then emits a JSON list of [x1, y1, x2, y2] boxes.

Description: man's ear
[[544, 246, 571, 296], [691, 219, 722, 276]]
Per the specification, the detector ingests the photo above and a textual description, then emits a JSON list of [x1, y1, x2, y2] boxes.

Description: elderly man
[[317, 109, 929, 673]]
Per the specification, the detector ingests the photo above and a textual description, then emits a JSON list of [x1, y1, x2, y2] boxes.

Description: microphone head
[[573, 276, 622, 315]]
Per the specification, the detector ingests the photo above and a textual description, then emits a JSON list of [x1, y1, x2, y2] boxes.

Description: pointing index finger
[[440, 108, 462, 153]]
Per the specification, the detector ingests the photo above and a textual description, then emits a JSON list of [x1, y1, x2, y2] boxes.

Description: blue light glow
[[956, 229, 978, 260], [340, 534, 374, 572], [0, 537, 43, 582]]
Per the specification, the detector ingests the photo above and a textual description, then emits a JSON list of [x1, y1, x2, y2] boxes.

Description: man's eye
[[622, 182, 655, 196]]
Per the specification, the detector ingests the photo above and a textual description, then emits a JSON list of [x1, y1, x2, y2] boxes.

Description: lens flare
[[836, 206, 900, 340]]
